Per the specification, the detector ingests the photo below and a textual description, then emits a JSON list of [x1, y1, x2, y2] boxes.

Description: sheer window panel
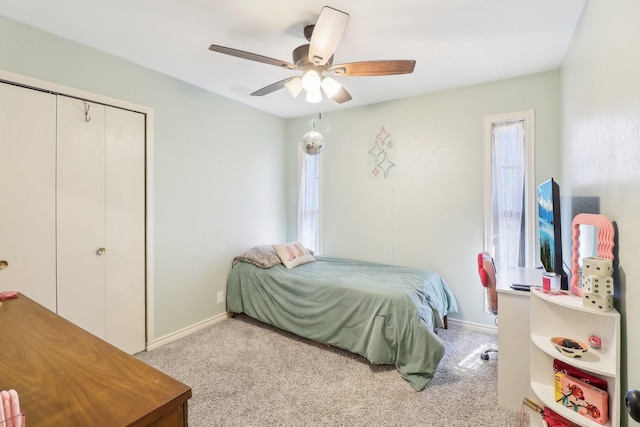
[[297, 147, 322, 254], [483, 111, 535, 268]]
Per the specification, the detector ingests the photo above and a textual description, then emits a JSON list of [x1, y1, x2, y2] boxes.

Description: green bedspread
[[226, 256, 458, 391]]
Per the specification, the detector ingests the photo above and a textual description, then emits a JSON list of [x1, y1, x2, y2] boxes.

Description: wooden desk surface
[[0, 294, 191, 426]]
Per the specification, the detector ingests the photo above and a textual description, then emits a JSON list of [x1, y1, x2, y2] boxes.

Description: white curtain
[[297, 148, 321, 254], [491, 121, 525, 267]]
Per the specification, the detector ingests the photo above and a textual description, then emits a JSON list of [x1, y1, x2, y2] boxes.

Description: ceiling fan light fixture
[[305, 88, 323, 104], [209, 6, 414, 106], [285, 76, 303, 98], [301, 69, 321, 92], [321, 76, 341, 98]]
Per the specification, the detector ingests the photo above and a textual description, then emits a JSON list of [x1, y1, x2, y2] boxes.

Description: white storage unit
[[529, 288, 620, 427], [0, 79, 146, 354]]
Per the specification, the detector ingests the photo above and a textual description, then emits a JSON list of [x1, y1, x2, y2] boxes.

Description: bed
[[226, 244, 458, 391]]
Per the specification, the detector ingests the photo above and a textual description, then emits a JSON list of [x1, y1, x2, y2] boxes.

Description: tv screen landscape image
[[538, 178, 563, 277]]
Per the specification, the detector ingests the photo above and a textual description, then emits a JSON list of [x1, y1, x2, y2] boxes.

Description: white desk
[[495, 266, 543, 411]]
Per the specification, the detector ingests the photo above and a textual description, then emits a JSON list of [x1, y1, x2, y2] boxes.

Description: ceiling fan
[[209, 6, 416, 104]]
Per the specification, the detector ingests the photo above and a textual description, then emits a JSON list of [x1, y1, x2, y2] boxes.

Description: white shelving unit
[[529, 288, 620, 427]]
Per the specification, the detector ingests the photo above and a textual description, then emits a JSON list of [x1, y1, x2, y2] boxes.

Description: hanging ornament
[[301, 114, 324, 155], [301, 130, 324, 155]]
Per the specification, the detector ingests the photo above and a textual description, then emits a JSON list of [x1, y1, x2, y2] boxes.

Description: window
[[297, 147, 322, 254], [483, 110, 535, 268]]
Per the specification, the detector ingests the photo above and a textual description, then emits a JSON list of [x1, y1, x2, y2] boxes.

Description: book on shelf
[[554, 372, 609, 425], [542, 407, 580, 427], [553, 359, 608, 391]]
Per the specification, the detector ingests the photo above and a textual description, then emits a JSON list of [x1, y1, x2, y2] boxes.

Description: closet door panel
[[0, 83, 57, 311], [105, 106, 146, 354], [56, 96, 106, 339]]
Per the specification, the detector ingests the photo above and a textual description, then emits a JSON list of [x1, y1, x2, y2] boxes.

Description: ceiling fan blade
[[308, 7, 349, 66], [209, 45, 297, 70], [250, 78, 292, 96], [331, 86, 352, 104], [329, 60, 416, 76]]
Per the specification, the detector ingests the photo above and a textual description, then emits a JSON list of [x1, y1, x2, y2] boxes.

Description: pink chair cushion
[[477, 252, 498, 314], [477, 253, 488, 287], [479, 266, 489, 287]]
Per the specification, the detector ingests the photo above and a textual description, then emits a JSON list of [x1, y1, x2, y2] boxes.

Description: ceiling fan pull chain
[[311, 112, 321, 129]]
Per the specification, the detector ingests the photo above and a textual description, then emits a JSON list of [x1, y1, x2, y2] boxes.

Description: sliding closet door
[[56, 96, 107, 339], [105, 106, 145, 354], [0, 82, 57, 311]]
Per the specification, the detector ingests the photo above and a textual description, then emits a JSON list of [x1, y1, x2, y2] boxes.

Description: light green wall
[[286, 71, 562, 327], [0, 16, 288, 340], [561, 1, 640, 425], [0, 13, 569, 337]]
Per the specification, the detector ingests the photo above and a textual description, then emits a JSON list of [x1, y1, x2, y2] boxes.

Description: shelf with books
[[529, 288, 620, 427], [531, 382, 613, 427]]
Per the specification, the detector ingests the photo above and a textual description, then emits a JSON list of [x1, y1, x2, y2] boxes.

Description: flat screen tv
[[538, 178, 567, 289]]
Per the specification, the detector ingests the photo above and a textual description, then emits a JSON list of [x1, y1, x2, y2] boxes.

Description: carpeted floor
[[136, 315, 527, 426]]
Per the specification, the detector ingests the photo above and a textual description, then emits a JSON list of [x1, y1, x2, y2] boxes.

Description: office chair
[[477, 251, 498, 360]]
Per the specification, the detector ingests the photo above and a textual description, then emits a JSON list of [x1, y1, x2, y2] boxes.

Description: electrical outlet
[[217, 290, 225, 304]]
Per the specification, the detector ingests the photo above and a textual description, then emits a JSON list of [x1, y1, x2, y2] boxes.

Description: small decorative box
[[583, 292, 613, 311], [555, 372, 609, 425], [582, 274, 614, 295], [582, 257, 613, 277]]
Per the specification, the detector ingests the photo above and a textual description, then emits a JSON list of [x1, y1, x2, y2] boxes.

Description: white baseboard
[[146, 314, 498, 350], [146, 312, 229, 351], [447, 318, 498, 335]]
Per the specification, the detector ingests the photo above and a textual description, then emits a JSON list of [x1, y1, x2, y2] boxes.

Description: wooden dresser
[[0, 294, 192, 426]]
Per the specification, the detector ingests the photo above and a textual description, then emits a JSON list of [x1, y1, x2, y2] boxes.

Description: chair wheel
[[480, 353, 489, 361]]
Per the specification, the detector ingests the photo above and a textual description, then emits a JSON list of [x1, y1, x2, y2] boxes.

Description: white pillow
[[272, 242, 315, 269]]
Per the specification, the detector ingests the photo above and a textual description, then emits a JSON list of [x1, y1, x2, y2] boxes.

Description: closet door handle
[[0, 260, 8, 270], [96, 248, 106, 256]]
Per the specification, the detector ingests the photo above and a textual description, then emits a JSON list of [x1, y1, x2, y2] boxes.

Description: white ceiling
[[0, 0, 585, 119]]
